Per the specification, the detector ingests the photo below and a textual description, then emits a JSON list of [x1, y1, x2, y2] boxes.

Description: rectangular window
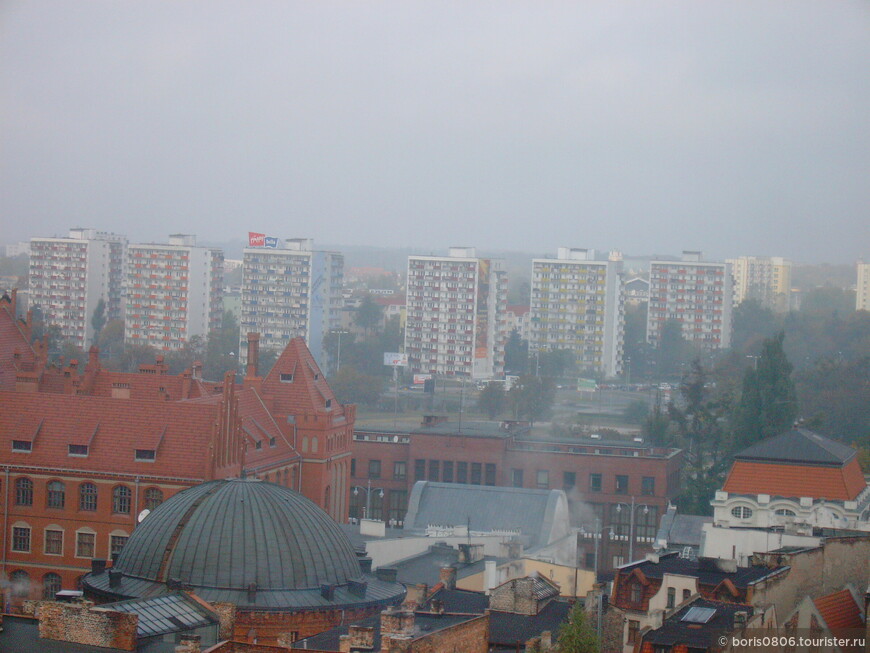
[[393, 461, 406, 480], [280, 373, 294, 382], [484, 463, 496, 486], [45, 529, 63, 555], [68, 444, 89, 457], [11, 440, 31, 452], [628, 620, 640, 644], [666, 587, 675, 609], [350, 458, 356, 477], [135, 449, 156, 462], [642, 476, 655, 496], [442, 461, 454, 483], [511, 469, 524, 488], [389, 490, 408, 524], [368, 459, 381, 479], [585, 552, 595, 569], [615, 475, 628, 494], [457, 462, 468, 484], [428, 460, 440, 482], [76, 532, 95, 558], [110, 535, 128, 559], [12, 526, 30, 552], [563, 471, 576, 490], [414, 459, 426, 481], [536, 470, 549, 489], [470, 463, 482, 484], [589, 473, 602, 492]]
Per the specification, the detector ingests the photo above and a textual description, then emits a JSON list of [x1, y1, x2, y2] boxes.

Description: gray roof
[[735, 429, 856, 467], [102, 592, 218, 639], [82, 479, 405, 611], [404, 481, 569, 548], [656, 506, 712, 548]]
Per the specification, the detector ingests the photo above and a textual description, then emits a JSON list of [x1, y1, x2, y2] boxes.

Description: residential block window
[[414, 459, 426, 481], [393, 461, 407, 480], [536, 470, 549, 489], [76, 531, 96, 558], [457, 462, 468, 484], [563, 471, 576, 490], [15, 478, 33, 506], [511, 469, 524, 488], [615, 475, 628, 494], [79, 483, 98, 511], [113, 486, 132, 514], [641, 476, 655, 496], [46, 481, 65, 509], [12, 525, 31, 552], [428, 460, 440, 482], [442, 461, 454, 483], [470, 463, 482, 484], [144, 488, 163, 510], [589, 473, 602, 492], [484, 463, 496, 486], [368, 459, 381, 479], [44, 529, 63, 555]]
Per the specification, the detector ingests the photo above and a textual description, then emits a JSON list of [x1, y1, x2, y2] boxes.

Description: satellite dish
[[137, 509, 151, 523]]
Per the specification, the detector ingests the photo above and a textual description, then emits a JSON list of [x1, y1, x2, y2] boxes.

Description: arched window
[[47, 481, 65, 509], [112, 485, 131, 514], [10, 570, 30, 598], [302, 436, 308, 453], [79, 483, 98, 511], [731, 506, 753, 519], [774, 508, 796, 517], [15, 478, 33, 506], [42, 572, 62, 599], [144, 488, 163, 510]]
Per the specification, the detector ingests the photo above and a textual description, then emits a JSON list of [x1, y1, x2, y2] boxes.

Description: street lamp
[[332, 330, 349, 376], [615, 496, 650, 562], [352, 479, 384, 520]]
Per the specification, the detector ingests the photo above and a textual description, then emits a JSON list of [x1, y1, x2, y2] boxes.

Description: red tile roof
[[813, 588, 864, 632], [261, 338, 343, 417], [722, 458, 866, 501], [0, 295, 37, 391]]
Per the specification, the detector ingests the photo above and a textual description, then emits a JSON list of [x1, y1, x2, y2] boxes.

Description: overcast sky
[[2, 2, 868, 263]]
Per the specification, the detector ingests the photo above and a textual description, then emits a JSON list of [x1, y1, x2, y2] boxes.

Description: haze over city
[[3, 1, 869, 263]]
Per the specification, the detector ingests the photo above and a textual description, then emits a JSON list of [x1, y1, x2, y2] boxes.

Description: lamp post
[[332, 330, 349, 376], [615, 496, 650, 562], [352, 479, 384, 520]]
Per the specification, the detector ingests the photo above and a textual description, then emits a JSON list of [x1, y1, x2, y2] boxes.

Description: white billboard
[[383, 352, 408, 367]]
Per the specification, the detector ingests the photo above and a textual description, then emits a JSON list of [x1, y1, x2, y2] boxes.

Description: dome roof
[[114, 479, 361, 591]]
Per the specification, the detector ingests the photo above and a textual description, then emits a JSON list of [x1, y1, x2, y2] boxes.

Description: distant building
[[647, 251, 733, 350], [529, 248, 624, 378], [624, 276, 649, 307], [505, 305, 530, 342], [29, 228, 127, 348], [125, 234, 223, 351], [727, 255, 792, 312], [856, 262, 870, 311], [4, 241, 31, 257], [405, 248, 508, 379], [240, 238, 343, 370]]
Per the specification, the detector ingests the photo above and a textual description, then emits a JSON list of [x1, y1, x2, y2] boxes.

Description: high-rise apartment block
[[647, 251, 733, 350], [405, 247, 507, 379], [727, 255, 792, 312], [29, 228, 127, 348], [529, 248, 624, 378], [125, 235, 223, 351], [857, 262, 870, 312], [239, 238, 343, 369]]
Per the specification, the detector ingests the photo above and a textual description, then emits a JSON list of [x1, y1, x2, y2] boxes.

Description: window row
[[510, 470, 656, 495], [11, 524, 128, 559], [11, 478, 163, 512], [8, 569, 69, 600]]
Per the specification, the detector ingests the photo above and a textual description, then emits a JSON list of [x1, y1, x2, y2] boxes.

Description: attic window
[[314, 373, 319, 380], [255, 441, 262, 450], [280, 373, 294, 383], [325, 399, 332, 409], [269, 437, 276, 448], [135, 449, 156, 462], [12, 440, 32, 453], [68, 444, 89, 457]]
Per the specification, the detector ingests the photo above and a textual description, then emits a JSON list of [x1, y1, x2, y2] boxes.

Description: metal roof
[[103, 592, 218, 639], [735, 429, 857, 466]]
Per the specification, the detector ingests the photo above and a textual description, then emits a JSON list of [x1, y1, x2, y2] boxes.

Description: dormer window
[[135, 449, 156, 462], [731, 506, 753, 519], [280, 373, 294, 383], [269, 437, 276, 448], [12, 440, 32, 453], [255, 441, 262, 450], [68, 444, 89, 457], [325, 399, 332, 409], [630, 582, 642, 604]]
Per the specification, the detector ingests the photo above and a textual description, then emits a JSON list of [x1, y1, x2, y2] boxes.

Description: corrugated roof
[[103, 592, 218, 639]]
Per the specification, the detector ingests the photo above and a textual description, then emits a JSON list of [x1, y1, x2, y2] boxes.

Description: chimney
[[358, 557, 373, 574], [192, 361, 203, 380], [439, 566, 457, 590], [348, 580, 368, 598], [108, 569, 122, 588], [175, 634, 201, 653], [321, 584, 336, 600], [91, 559, 107, 575], [484, 560, 498, 595], [381, 606, 415, 636], [246, 333, 260, 378], [375, 567, 398, 583]]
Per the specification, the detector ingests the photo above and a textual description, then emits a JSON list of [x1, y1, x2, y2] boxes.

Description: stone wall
[[37, 600, 137, 651]]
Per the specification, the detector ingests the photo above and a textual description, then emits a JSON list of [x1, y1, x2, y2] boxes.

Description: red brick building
[[0, 291, 354, 604], [351, 416, 683, 570]]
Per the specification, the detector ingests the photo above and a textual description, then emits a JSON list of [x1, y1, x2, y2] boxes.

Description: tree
[[507, 375, 555, 425], [330, 366, 385, 406], [537, 349, 576, 380], [733, 332, 798, 450], [90, 298, 106, 345], [731, 299, 780, 353], [203, 310, 240, 380], [354, 294, 383, 336], [555, 602, 599, 653], [504, 329, 528, 374], [477, 382, 506, 419], [657, 318, 694, 379], [96, 319, 125, 359]]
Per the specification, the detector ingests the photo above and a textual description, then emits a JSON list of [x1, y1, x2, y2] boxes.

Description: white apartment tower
[[647, 251, 733, 350], [239, 238, 343, 369], [856, 262, 870, 312], [29, 228, 127, 349], [727, 255, 792, 312], [125, 235, 224, 351], [405, 247, 508, 379], [530, 248, 624, 378]]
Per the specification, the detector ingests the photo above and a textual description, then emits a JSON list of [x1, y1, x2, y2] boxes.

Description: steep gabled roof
[[813, 588, 864, 632], [0, 294, 37, 391], [735, 429, 857, 466], [261, 337, 340, 416]]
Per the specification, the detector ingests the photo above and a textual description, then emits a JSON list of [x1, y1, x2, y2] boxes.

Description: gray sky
[[2, 2, 868, 263]]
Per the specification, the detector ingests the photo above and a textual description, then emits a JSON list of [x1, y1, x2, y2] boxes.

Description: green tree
[[507, 375, 555, 425], [330, 366, 385, 406], [537, 349, 576, 380], [504, 329, 528, 374], [96, 319, 125, 359], [731, 299, 780, 353], [733, 332, 798, 450], [90, 298, 106, 345], [203, 311, 240, 379], [555, 602, 599, 653], [354, 294, 383, 336], [657, 318, 694, 379], [795, 356, 869, 445], [477, 381, 507, 419]]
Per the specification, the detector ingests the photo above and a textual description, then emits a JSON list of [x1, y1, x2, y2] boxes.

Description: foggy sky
[[2, 2, 868, 264]]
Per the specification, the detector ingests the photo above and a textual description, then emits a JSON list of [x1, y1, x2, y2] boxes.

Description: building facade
[[647, 251, 733, 350], [240, 238, 344, 370], [529, 248, 624, 378], [856, 262, 870, 312], [726, 256, 792, 312], [125, 234, 224, 350], [29, 228, 127, 348], [405, 248, 508, 380]]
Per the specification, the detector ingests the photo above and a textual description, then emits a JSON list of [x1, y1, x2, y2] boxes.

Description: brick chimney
[[246, 333, 260, 378], [439, 566, 457, 590], [339, 625, 375, 652], [381, 606, 415, 636], [175, 634, 201, 653]]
